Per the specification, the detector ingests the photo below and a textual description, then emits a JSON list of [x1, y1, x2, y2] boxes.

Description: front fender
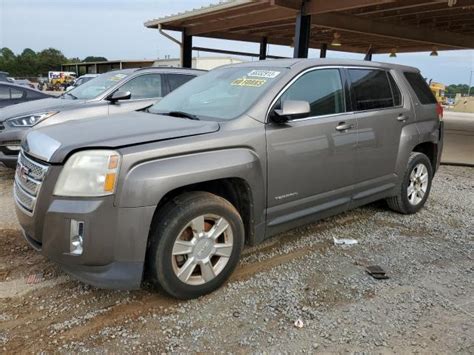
[[116, 148, 265, 223]]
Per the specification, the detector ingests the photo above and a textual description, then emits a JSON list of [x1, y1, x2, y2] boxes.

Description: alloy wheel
[[407, 163, 429, 205], [171, 214, 233, 285]]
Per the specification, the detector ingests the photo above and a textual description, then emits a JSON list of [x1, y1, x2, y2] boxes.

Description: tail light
[[436, 102, 443, 120]]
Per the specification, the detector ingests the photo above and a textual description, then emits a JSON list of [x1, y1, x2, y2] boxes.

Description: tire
[[147, 191, 245, 299], [386, 152, 433, 214]]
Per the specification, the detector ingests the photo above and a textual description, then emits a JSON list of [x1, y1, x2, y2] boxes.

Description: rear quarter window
[[403, 72, 437, 105]]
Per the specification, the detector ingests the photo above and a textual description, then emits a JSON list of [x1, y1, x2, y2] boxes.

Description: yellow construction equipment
[[429, 81, 446, 104]]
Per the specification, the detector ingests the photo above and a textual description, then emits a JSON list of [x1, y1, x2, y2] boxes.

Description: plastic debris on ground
[[366, 265, 389, 280], [333, 237, 358, 245], [294, 318, 304, 328]]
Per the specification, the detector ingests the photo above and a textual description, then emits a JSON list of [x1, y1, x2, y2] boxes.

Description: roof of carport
[[144, 0, 474, 54]]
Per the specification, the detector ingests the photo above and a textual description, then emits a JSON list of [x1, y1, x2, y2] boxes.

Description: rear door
[[265, 68, 357, 231], [108, 73, 165, 115], [347, 68, 408, 199]]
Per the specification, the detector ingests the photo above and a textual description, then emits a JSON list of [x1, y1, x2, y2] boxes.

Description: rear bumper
[[0, 151, 18, 168], [0, 125, 27, 168], [436, 120, 444, 172]]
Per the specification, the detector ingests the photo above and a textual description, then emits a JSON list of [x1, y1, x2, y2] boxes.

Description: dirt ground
[[0, 165, 473, 353]]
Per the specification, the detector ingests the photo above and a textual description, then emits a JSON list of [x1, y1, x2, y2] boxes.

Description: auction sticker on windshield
[[247, 70, 280, 78], [231, 78, 267, 88]]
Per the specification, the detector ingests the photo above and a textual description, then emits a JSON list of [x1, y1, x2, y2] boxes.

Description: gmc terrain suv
[[0, 67, 203, 168], [15, 59, 443, 299]]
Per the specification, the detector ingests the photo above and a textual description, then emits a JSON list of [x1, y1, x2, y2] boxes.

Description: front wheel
[[147, 191, 244, 299], [386, 152, 433, 214]]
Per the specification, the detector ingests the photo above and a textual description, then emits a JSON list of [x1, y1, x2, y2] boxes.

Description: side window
[[387, 72, 402, 106], [279, 69, 345, 117], [403, 72, 437, 105], [0, 86, 10, 100], [10, 87, 25, 99], [167, 74, 195, 92], [349, 69, 394, 110], [26, 89, 44, 99], [119, 74, 162, 99]]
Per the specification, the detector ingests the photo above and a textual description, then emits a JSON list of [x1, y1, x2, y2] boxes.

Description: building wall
[[152, 57, 244, 70]]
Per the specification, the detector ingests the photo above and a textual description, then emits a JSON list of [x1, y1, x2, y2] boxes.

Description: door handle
[[336, 122, 354, 131], [397, 114, 408, 122]]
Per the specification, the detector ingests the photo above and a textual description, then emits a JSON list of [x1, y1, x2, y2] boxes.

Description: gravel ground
[[0, 164, 473, 353]]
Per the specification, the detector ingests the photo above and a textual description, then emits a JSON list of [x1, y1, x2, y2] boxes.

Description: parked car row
[[2, 59, 443, 299], [0, 67, 202, 167]]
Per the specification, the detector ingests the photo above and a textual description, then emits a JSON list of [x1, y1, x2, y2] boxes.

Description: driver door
[[265, 68, 357, 232], [108, 74, 165, 115]]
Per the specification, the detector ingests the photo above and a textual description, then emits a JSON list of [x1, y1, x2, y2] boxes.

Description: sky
[[0, 0, 473, 85]]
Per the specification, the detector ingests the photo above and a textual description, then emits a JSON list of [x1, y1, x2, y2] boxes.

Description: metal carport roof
[[144, 0, 474, 66]]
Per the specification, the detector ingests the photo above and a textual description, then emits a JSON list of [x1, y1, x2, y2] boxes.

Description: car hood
[[23, 111, 220, 163], [0, 97, 87, 122]]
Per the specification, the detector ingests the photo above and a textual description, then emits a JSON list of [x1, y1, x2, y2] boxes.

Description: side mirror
[[107, 91, 131, 103], [272, 100, 310, 123]]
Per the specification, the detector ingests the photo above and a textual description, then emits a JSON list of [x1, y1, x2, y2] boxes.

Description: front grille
[[14, 151, 49, 215]]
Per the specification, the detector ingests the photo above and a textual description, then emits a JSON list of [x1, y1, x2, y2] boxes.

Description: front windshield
[[149, 67, 287, 120], [67, 71, 129, 100]]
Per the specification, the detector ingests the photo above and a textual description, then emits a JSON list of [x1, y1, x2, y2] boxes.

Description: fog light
[[70, 219, 84, 255]]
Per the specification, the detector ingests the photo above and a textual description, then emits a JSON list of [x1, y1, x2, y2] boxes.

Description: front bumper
[[16, 189, 156, 290]]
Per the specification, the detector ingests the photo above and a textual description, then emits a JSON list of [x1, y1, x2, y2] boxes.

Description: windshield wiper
[[162, 111, 200, 121]]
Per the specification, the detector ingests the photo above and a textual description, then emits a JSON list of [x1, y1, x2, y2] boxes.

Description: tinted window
[[167, 74, 195, 92], [119, 74, 162, 99], [349, 69, 394, 110], [387, 73, 402, 106], [403, 72, 437, 105], [26, 89, 45, 99], [0, 86, 10, 99], [280, 69, 344, 117]]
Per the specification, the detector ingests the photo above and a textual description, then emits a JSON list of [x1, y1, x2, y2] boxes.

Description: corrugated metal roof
[[144, 0, 253, 28]]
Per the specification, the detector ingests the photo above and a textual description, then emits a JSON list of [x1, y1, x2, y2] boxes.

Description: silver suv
[[15, 59, 444, 299], [0, 67, 203, 167]]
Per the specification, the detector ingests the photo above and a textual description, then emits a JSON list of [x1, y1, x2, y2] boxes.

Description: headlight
[[8, 111, 58, 127], [54, 150, 121, 197]]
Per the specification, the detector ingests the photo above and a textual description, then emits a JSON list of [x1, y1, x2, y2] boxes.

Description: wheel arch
[[116, 148, 266, 249]]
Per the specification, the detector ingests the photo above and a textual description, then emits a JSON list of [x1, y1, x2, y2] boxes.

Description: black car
[[0, 82, 52, 109]]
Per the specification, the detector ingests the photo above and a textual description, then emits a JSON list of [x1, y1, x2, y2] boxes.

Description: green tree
[[37, 48, 68, 76], [83, 56, 108, 62], [17, 48, 38, 76], [0, 47, 17, 74]]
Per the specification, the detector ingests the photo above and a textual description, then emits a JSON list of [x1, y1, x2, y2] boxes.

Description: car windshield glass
[[149, 67, 287, 120], [67, 71, 129, 100]]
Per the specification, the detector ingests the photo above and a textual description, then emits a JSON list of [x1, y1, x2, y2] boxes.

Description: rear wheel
[[147, 191, 244, 299], [386, 152, 433, 214]]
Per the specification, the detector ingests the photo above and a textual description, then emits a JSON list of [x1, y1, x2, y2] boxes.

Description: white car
[[66, 74, 99, 91]]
